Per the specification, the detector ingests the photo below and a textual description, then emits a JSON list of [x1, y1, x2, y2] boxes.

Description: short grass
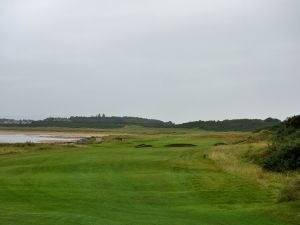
[[0, 131, 299, 225]]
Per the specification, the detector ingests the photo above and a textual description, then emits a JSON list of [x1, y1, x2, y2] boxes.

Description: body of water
[[0, 134, 77, 143]]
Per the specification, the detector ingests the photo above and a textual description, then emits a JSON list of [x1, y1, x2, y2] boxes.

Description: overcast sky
[[0, 0, 299, 123]]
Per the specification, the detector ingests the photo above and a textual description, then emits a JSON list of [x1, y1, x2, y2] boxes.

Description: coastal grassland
[[0, 129, 299, 225]]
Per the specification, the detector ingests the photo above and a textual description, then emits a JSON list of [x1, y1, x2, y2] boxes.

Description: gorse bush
[[262, 115, 300, 172], [263, 143, 300, 172]]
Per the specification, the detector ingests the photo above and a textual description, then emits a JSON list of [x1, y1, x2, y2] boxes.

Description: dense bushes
[[262, 115, 300, 172], [263, 143, 300, 172]]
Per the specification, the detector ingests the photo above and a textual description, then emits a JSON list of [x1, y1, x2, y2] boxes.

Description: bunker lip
[[214, 142, 228, 146], [165, 143, 196, 147]]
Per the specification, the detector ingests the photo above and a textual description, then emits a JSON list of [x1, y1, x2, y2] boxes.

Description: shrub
[[261, 115, 300, 172], [262, 143, 300, 172]]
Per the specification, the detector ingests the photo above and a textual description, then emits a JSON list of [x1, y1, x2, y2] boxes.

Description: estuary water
[[0, 134, 77, 143]]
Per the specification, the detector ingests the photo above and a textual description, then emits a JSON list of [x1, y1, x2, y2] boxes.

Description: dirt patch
[[165, 143, 196, 147], [135, 144, 152, 148]]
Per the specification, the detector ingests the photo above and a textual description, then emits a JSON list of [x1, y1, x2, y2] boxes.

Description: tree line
[[175, 118, 281, 131], [0, 115, 282, 131]]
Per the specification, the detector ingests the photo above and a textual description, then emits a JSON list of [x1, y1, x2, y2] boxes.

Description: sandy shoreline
[[0, 130, 122, 138]]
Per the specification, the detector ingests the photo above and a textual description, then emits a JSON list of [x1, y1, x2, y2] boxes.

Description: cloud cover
[[0, 0, 299, 122]]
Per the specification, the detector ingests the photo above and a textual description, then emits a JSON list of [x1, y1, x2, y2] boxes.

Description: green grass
[[0, 133, 299, 225]]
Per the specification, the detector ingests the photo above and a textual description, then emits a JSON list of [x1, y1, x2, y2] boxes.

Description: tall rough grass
[[208, 142, 300, 200]]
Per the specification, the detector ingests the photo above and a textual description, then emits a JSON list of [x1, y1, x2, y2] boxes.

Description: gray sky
[[0, 0, 299, 123]]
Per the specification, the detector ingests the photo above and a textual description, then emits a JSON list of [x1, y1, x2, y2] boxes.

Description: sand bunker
[[165, 143, 196, 147]]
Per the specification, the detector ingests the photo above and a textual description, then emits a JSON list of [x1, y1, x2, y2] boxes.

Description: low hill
[[1, 116, 174, 129], [176, 118, 281, 132]]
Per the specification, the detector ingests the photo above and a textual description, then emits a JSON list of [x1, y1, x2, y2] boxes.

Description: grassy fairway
[[0, 133, 299, 225]]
